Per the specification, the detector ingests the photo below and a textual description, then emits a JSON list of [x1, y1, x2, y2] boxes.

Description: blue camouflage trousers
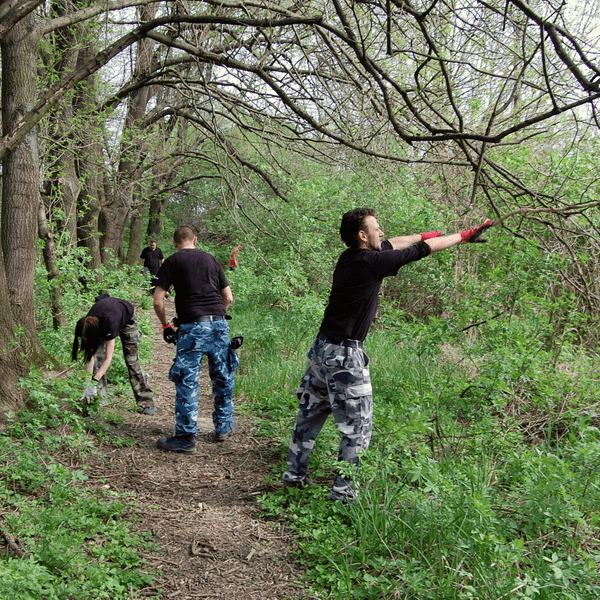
[[168, 319, 239, 436], [94, 314, 154, 409], [283, 335, 373, 501]]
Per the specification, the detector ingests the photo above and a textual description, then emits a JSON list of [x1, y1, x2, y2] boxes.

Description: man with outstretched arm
[[153, 226, 239, 455], [283, 208, 491, 502]]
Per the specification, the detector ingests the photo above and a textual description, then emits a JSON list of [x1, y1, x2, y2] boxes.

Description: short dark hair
[[339, 208, 376, 248], [173, 226, 195, 245]]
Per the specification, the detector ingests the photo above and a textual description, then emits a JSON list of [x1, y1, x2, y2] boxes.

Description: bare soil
[[92, 298, 315, 600]]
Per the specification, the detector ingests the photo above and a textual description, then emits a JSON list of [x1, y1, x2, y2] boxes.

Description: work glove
[[83, 381, 98, 401], [163, 324, 177, 345], [419, 230, 443, 241], [460, 219, 493, 243], [79, 376, 101, 416], [230, 336, 244, 350]]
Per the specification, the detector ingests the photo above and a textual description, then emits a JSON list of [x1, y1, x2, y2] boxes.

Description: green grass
[[246, 309, 600, 599]]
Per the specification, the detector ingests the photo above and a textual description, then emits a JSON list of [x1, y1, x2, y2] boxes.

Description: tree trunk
[[0, 237, 26, 412], [1, 11, 48, 368], [126, 210, 144, 266], [45, 1, 83, 247], [148, 195, 170, 237], [77, 174, 103, 270], [38, 201, 66, 329], [99, 202, 129, 262], [74, 45, 104, 270], [0, 12, 41, 411]]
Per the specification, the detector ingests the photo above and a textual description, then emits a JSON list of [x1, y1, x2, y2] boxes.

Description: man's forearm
[[220, 286, 233, 312], [153, 288, 168, 326], [425, 233, 462, 253], [388, 234, 422, 250]]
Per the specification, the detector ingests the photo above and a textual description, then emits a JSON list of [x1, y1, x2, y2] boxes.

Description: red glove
[[419, 230, 443, 241], [460, 219, 492, 243]]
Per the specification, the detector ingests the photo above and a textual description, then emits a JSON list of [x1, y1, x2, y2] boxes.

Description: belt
[[196, 315, 226, 322], [317, 333, 363, 349]]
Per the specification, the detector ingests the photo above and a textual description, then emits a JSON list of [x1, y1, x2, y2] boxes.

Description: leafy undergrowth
[[241, 312, 600, 600], [0, 372, 155, 600], [259, 424, 600, 600]]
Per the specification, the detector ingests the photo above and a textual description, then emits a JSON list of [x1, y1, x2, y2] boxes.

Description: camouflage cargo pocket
[[176, 329, 198, 353], [168, 360, 183, 383]]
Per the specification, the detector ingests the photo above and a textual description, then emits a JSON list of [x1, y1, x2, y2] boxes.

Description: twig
[[0, 528, 25, 557], [494, 201, 600, 226], [461, 311, 505, 332]]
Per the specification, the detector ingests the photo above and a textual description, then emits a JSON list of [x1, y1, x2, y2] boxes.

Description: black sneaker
[[156, 435, 196, 454], [214, 419, 237, 442], [283, 478, 313, 489], [328, 490, 356, 504]]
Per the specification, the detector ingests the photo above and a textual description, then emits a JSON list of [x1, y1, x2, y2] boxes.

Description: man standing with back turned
[[153, 226, 238, 454], [283, 208, 492, 502]]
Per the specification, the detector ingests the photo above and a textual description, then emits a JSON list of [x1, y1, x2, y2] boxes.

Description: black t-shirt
[[87, 297, 134, 340], [319, 240, 431, 343], [140, 247, 165, 275], [156, 248, 229, 323]]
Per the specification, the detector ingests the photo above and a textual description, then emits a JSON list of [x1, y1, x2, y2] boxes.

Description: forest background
[[2, 0, 600, 598]]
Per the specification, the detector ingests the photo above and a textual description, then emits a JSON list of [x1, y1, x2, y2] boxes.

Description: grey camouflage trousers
[[283, 335, 373, 501], [93, 314, 154, 409]]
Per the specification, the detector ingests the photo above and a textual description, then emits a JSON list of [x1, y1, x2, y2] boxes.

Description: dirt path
[[98, 298, 313, 600]]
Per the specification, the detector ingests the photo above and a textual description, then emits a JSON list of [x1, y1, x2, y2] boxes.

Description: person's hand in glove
[[162, 323, 177, 345], [419, 230, 443, 241], [79, 376, 101, 416], [83, 377, 99, 401], [460, 219, 493, 243]]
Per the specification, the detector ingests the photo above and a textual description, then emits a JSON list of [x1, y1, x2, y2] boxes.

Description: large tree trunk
[[1, 13, 49, 363], [0, 12, 42, 410], [0, 238, 26, 412], [147, 197, 167, 237], [126, 209, 144, 266], [99, 201, 129, 262], [74, 46, 104, 269]]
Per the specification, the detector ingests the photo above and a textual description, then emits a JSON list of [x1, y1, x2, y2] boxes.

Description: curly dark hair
[[339, 208, 376, 248]]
